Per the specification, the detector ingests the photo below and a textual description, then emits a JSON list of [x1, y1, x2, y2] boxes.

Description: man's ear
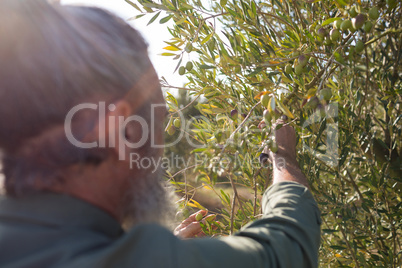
[[102, 100, 132, 158]]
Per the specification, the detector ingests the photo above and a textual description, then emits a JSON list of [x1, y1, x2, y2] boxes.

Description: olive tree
[[127, 0, 401, 266]]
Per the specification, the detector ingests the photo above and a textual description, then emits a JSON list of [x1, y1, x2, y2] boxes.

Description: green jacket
[[0, 182, 321, 268]]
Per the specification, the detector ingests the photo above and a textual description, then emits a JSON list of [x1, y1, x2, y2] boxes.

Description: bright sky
[[61, 0, 187, 87]]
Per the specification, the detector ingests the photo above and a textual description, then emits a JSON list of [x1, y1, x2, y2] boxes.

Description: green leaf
[[163, 45, 180, 51], [127, 14, 146, 21], [174, 57, 183, 73], [276, 99, 295, 119], [142, 2, 169, 11], [201, 33, 213, 45], [160, 15, 173, 24], [192, 147, 208, 153], [201, 109, 214, 114], [199, 65, 216, 69], [147, 11, 161, 26], [322, 17, 341, 26], [251, 1, 257, 16], [172, 0, 177, 8], [166, 92, 178, 107], [335, 0, 348, 6], [220, 189, 230, 205], [330, 245, 347, 250], [322, 229, 339, 233], [356, 65, 367, 72], [124, 0, 142, 12], [161, 52, 177, 56], [180, 3, 194, 10], [175, 17, 187, 25]]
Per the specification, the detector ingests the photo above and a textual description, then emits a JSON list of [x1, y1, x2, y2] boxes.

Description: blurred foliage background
[[127, 0, 401, 266]]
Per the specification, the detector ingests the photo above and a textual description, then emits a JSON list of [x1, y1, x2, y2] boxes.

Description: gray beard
[[122, 167, 176, 230]]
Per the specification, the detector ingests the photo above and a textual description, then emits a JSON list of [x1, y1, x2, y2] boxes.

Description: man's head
[[0, 0, 174, 227]]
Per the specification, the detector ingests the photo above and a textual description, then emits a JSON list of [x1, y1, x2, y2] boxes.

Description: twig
[[170, 94, 201, 115], [256, 11, 297, 32], [193, 12, 228, 43], [339, 224, 360, 267], [183, 167, 188, 201], [255, 8, 281, 39], [384, 194, 399, 268], [357, 33, 370, 118], [364, 28, 402, 46], [344, 168, 384, 250], [161, 83, 198, 92], [221, 101, 261, 154], [228, 173, 236, 234], [291, 0, 306, 31], [306, 32, 353, 89], [228, 171, 246, 216], [169, 164, 199, 179], [253, 167, 263, 216]]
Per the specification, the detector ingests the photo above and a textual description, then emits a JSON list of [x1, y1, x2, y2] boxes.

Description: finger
[[174, 210, 208, 235], [177, 221, 202, 239], [179, 210, 208, 227]]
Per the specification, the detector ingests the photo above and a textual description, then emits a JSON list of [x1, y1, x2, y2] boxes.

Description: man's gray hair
[[0, 0, 152, 196]]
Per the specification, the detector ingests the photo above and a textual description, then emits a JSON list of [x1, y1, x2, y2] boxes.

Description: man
[[0, 1, 321, 267]]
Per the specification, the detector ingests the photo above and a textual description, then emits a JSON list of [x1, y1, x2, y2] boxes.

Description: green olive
[[261, 94, 270, 108], [263, 109, 272, 126], [368, 7, 379, 20], [330, 29, 341, 42], [294, 64, 304, 75], [333, 20, 343, 29], [341, 19, 352, 31], [320, 88, 332, 101], [178, 66, 186, 75], [349, 6, 358, 18], [173, 118, 181, 128], [355, 40, 364, 53], [195, 213, 203, 221], [364, 21, 373, 33], [186, 61, 193, 71]]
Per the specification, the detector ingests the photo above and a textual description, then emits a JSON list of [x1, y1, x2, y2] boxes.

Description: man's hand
[[174, 210, 218, 238], [174, 210, 208, 239], [263, 119, 309, 188], [269, 119, 297, 161]]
